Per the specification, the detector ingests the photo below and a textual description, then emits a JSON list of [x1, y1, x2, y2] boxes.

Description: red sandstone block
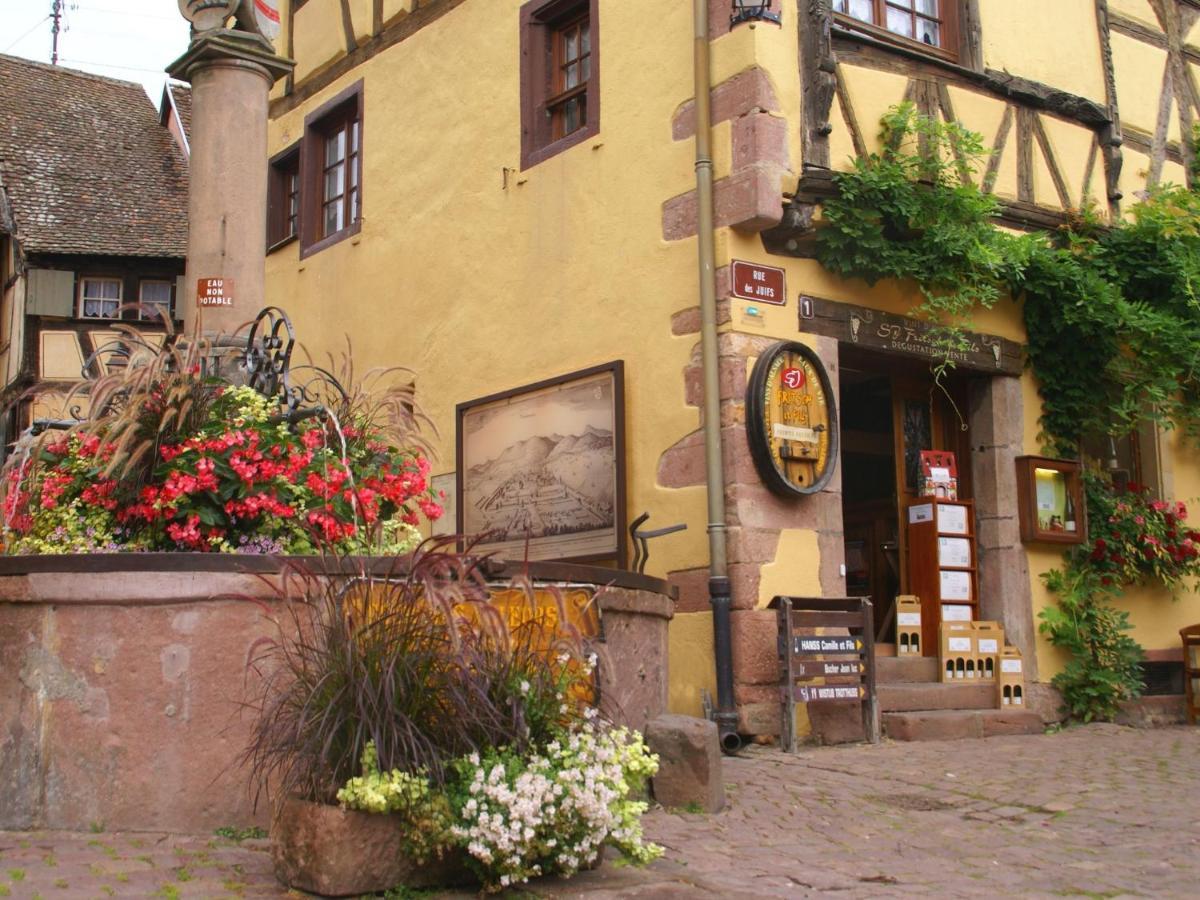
[[657, 429, 706, 489], [731, 608, 780, 685], [733, 112, 790, 171], [714, 165, 786, 233], [668, 566, 710, 614], [672, 67, 781, 141]]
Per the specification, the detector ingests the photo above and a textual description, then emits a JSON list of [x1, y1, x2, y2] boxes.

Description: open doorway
[[839, 347, 973, 647]]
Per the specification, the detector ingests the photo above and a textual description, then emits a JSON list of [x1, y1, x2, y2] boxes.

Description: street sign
[[771, 595, 880, 751], [793, 635, 862, 655], [793, 659, 864, 678], [793, 684, 866, 703], [197, 277, 234, 308], [730, 260, 786, 306]]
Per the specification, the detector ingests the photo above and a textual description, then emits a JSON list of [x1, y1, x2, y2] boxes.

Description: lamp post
[[731, 0, 781, 27]]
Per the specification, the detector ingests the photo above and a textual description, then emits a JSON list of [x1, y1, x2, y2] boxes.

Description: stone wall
[[0, 558, 673, 832]]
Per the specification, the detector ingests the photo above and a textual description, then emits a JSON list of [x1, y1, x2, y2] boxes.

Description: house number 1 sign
[[745, 341, 838, 497]]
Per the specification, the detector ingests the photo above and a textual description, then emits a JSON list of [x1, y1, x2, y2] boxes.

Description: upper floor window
[[268, 144, 301, 249], [79, 277, 121, 319], [834, 0, 958, 60], [138, 279, 173, 322], [299, 81, 364, 259], [520, 0, 600, 170]]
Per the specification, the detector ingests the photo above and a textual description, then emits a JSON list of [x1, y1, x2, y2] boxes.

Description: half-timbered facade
[[264, 1, 1200, 741]]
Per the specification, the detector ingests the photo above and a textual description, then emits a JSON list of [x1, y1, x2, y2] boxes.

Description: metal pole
[[693, 0, 740, 753], [50, 0, 63, 66]]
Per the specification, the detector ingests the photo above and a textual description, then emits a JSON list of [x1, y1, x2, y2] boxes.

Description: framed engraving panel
[[456, 362, 626, 565]]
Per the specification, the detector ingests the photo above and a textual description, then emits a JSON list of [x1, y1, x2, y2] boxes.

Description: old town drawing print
[[460, 368, 620, 561]]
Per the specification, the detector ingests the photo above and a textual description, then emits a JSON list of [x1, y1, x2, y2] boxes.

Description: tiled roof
[[0, 54, 187, 258], [164, 82, 192, 150]]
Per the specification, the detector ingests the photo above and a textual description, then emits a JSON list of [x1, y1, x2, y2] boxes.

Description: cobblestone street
[[2, 723, 1197, 898]]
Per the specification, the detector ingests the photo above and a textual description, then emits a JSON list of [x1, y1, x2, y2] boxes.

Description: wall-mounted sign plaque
[[197, 277, 234, 307], [798, 296, 1023, 375], [730, 260, 786, 306], [746, 341, 838, 497]]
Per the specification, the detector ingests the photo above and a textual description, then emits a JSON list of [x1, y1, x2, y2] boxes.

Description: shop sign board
[[797, 295, 1023, 376], [745, 341, 839, 497], [730, 260, 787, 306]]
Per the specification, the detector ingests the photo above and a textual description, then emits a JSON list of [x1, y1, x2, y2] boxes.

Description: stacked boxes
[[896, 595, 922, 655], [939, 621, 973, 682], [972, 621, 1003, 682], [998, 646, 1025, 706]]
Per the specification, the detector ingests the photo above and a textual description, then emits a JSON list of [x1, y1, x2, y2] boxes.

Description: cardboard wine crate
[[972, 621, 1004, 682], [939, 621, 973, 683], [896, 595, 922, 655], [998, 646, 1025, 707]]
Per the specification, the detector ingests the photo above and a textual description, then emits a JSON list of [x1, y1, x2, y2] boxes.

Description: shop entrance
[[838, 347, 973, 647]]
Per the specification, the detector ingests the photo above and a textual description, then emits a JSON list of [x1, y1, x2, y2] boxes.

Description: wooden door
[[892, 376, 972, 644]]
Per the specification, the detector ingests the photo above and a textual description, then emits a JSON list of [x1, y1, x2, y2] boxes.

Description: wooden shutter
[[25, 268, 75, 317]]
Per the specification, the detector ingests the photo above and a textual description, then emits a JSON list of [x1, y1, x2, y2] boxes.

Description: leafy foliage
[[817, 104, 1022, 338], [817, 104, 1200, 450], [1038, 566, 1144, 722]]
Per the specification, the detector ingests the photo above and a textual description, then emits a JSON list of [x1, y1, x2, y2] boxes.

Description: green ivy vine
[[816, 104, 1200, 721]]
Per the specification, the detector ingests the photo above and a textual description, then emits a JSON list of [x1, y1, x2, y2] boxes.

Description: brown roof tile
[[163, 81, 192, 151], [0, 54, 188, 258]]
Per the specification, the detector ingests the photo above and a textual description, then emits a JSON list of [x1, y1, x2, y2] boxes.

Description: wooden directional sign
[[794, 684, 866, 703], [793, 659, 864, 678], [771, 595, 880, 751], [793, 635, 863, 655]]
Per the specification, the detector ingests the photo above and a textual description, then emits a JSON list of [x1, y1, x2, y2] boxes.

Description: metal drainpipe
[[693, 0, 741, 754]]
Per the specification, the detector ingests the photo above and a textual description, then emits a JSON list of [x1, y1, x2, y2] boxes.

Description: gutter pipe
[[693, 0, 741, 754]]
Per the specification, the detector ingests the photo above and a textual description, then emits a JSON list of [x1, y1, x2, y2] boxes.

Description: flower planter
[[271, 796, 473, 896]]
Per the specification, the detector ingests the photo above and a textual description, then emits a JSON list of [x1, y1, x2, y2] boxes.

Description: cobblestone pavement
[[2, 723, 1197, 898]]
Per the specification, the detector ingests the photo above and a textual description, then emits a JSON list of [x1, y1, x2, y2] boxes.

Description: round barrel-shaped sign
[[745, 341, 838, 497]]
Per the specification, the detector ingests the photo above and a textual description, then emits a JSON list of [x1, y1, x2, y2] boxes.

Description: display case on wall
[[1015, 456, 1085, 545], [906, 499, 978, 657]]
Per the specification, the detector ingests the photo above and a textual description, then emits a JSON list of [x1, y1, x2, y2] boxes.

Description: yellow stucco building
[[261, 0, 1200, 743]]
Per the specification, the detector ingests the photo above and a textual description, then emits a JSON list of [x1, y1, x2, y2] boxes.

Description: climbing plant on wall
[[815, 104, 1200, 721]]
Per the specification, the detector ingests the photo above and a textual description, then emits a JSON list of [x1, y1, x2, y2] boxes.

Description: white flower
[[519, 679, 531, 695]]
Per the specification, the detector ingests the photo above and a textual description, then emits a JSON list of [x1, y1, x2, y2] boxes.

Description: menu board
[[938, 503, 969, 535], [938, 537, 972, 568], [940, 570, 972, 601]]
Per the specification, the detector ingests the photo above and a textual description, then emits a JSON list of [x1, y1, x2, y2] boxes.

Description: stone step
[[883, 708, 1044, 742], [876, 654, 940, 683], [878, 680, 998, 712]]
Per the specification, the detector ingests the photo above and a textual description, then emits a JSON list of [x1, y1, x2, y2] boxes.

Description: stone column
[[168, 31, 293, 336], [969, 374, 1038, 681]]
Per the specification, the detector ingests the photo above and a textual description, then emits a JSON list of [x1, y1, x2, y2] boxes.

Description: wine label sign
[[746, 341, 838, 497], [794, 636, 863, 654]]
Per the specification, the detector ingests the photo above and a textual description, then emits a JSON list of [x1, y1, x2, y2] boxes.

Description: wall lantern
[[731, 0, 781, 28]]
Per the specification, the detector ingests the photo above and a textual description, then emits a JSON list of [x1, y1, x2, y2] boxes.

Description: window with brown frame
[[267, 144, 300, 250], [138, 279, 174, 322], [520, 0, 599, 170], [299, 80, 363, 259], [833, 0, 959, 60]]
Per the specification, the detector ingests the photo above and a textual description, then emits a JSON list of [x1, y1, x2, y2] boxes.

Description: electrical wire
[[57, 56, 169, 74], [2, 14, 52, 53]]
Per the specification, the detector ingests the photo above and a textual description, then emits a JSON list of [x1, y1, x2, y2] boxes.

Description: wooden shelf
[[906, 499, 979, 657]]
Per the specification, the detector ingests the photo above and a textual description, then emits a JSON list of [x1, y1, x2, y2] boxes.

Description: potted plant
[[242, 548, 662, 895]]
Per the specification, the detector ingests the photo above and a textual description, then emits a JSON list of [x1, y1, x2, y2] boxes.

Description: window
[[834, 0, 958, 59], [79, 277, 121, 319], [268, 144, 300, 249], [299, 81, 363, 259], [138, 280, 173, 322], [1083, 423, 1165, 498], [520, 0, 599, 170]]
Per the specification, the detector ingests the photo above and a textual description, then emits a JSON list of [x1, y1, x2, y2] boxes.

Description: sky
[[1, 0, 192, 104]]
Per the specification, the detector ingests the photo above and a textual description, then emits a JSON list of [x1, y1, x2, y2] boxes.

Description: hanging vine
[[815, 105, 1200, 720]]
